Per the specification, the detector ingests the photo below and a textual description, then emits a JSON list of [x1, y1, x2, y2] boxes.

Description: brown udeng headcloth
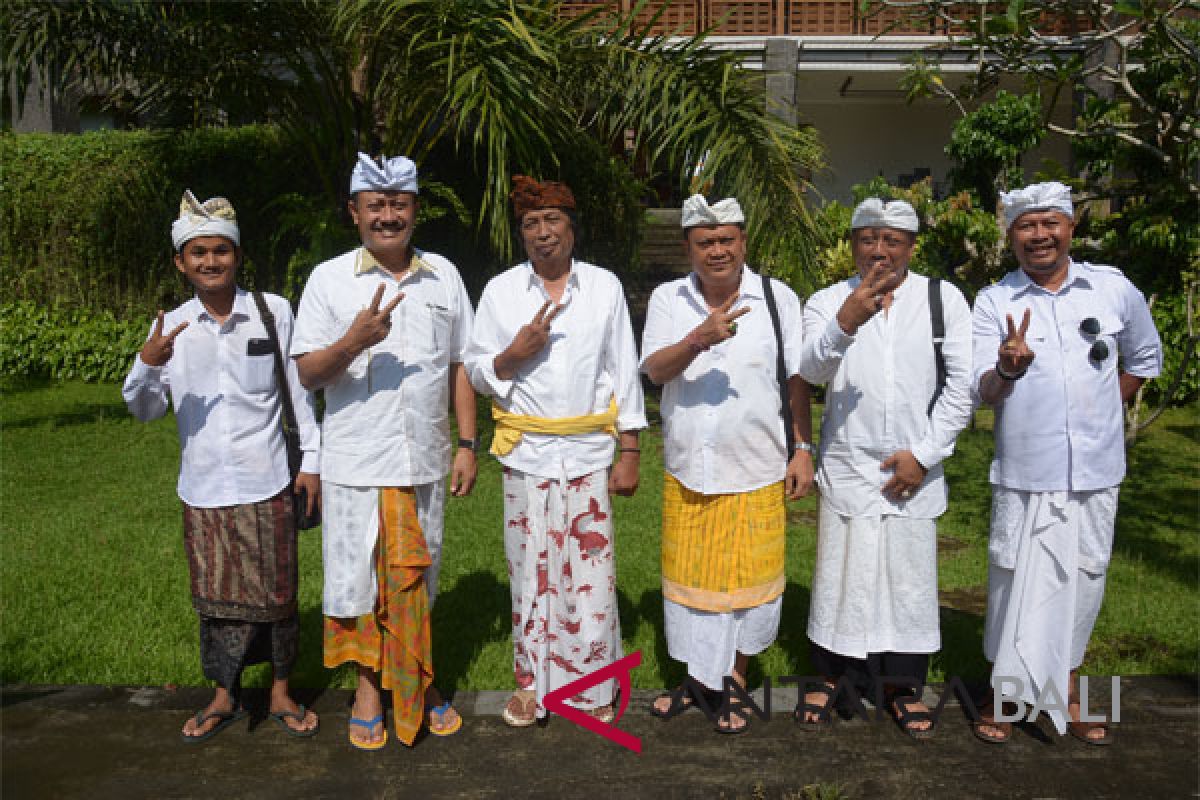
[[510, 175, 577, 219]]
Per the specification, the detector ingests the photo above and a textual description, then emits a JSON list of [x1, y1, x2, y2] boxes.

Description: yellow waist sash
[[661, 473, 786, 613], [490, 398, 618, 456]]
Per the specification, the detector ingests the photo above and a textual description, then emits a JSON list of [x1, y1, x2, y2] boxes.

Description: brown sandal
[[971, 704, 1012, 744], [1068, 719, 1114, 746], [502, 690, 537, 728]]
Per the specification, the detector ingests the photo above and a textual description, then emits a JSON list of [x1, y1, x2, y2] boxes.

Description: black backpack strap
[[927, 278, 946, 417], [252, 290, 302, 480], [761, 273, 796, 456]]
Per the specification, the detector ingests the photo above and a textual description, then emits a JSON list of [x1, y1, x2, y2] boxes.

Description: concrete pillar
[[763, 38, 798, 125]]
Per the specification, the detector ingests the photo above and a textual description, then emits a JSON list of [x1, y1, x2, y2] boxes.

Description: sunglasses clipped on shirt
[[1080, 317, 1109, 362]]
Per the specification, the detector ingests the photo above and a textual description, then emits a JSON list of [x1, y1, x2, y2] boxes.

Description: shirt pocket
[[425, 302, 454, 358], [238, 352, 276, 394]]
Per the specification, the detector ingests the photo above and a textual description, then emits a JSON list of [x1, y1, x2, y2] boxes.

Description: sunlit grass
[[2, 379, 1195, 691]]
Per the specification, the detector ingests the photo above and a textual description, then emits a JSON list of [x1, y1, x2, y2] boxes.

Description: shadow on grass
[[2, 400, 131, 429], [431, 570, 510, 696]]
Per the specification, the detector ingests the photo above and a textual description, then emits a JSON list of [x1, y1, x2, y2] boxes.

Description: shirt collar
[[684, 264, 759, 304], [523, 260, 581, 292], [354, 246, 436, 278], [1010, 258, 1090, 297], [194, 288, 251, 324]]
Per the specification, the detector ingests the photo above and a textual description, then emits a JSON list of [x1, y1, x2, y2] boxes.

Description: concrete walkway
[[3, 677, 1197, 799]]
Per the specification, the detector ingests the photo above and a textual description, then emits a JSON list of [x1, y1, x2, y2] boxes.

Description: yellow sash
[[490, 398, 618, 456], [661, 473, 786, 613]]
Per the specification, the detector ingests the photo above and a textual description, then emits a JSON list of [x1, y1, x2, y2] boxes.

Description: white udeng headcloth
[[171, 190, 240, 251], [850, 197, 919, 233], [350, 152, 419, 195], [1000, 181, 1074, 229], [681, 194, 745, 228]]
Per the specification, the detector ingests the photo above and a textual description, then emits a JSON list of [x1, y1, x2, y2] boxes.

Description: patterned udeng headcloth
[[171, 190, 240, 251]]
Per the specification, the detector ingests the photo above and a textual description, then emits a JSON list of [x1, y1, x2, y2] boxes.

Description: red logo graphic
[[542, 650, 642, 753]]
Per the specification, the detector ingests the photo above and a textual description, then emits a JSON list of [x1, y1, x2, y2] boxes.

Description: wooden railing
[[559, 1, 1088, 36]]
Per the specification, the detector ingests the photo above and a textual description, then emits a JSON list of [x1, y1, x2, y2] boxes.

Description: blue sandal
[[348, 714, 387, 751]]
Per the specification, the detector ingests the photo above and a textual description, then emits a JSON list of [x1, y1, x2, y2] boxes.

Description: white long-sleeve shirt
[[122, 289, 319, 508], [641, 266, 804, 494], [800, 272, 973, 518], [465, 260, 647, 481], [972, 260, 1162, 491]]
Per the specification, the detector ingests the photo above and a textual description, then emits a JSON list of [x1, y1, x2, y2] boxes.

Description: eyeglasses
[[1080, 317, 1109, 362]]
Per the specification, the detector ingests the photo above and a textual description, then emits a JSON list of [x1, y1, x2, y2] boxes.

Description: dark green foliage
[[0, 127, 324, 312]]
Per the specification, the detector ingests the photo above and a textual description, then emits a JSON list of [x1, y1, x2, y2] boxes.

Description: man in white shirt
[[291, 154, 477, 749], [465, 176, 646, 728], [641, 194, 814, 734], [798, 198, 973, 738], [123, 191, 321, 742], [972, 182, 1161, 745]]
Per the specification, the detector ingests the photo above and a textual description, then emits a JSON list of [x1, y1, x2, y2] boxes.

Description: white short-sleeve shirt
[[291, 247, 474, 486], [641, 266, 803, 495], [972, 260, 1162, 491]]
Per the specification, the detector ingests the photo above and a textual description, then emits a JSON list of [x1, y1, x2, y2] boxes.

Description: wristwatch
[[794, 441, 815, 454], [457, 437, 480, 452]]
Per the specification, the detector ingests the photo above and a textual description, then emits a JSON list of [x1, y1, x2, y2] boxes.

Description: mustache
[[370, 221, 407, 232]]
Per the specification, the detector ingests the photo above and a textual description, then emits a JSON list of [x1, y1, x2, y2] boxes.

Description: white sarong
[[807, 504, 940, 659], [984, 486, 1116, 734], [321, 479, 446, 617], [664, 596, 781, 691]]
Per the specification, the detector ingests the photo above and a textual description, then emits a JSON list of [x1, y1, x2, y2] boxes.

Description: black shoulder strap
[[927, 278, 946, 417], [761, 273, 796, 455], [252, 291, 301, 478]]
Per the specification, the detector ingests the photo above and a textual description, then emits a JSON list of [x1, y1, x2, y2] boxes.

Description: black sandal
[[888, 694, 935, 740], [650, 684, 723, 720], [793, 682, 836, 731]]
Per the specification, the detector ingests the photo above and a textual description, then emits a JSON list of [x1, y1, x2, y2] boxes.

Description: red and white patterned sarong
[[503, 466, 622, 717]]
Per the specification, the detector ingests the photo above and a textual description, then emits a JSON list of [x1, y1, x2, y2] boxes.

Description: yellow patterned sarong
[[661, 474, 786, 613], [323, 487, 433, 746], [490, 398, 618, 456]]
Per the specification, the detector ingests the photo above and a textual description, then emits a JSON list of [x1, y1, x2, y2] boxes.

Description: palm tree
[[335, 0, 824, 278]]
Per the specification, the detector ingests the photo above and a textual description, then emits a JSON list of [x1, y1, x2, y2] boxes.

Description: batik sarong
[[504, 466, 621, 717], [324, 487, 433, 746], [182, 490, 300, 695]]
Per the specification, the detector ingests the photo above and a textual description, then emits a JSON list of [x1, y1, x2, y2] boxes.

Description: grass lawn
[[1, 378, 1196, 693]]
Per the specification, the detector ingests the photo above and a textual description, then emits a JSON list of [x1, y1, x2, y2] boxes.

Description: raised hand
[[836, 262, 894, 335], [503, 300, 563, 365], [998, 308, 1036, 375], [692, 294, 752, 349], [346, 283, 404, 351], [140, 310, 189, 367]]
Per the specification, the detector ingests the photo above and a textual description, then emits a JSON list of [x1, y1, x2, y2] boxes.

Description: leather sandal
[[1068, 719, 1114, 746], [888, 694, 935, 740], [971, 704, 1012, 744], [501, 690, 537, 728], [794, 682, 836, 732]]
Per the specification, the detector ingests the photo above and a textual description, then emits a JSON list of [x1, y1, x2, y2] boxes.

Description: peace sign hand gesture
[[693, 294, 751, 349], [998, 308, 1036, 376], [346, 283, 405, 351], [140, 310, 189, 367], [509, 300, 563, 361], [837, 262, 894, 335], [494, 300, 563, 381]]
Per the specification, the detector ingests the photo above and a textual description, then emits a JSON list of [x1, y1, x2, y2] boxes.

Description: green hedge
[[0, 301, 146, 383], [0, 126, 329, 314]]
